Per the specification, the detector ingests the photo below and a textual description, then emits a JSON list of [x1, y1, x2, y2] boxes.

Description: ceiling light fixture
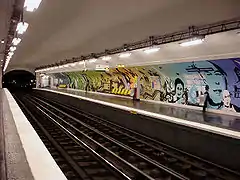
[[1, 39, 4, 44], [79, 61, 85, 65], [119, 52, 131, 58], [8, 51, 14, 57], [70, 63, 76, 67], [180, 38, 204, 47], [102, 56, 111, 61], [6, 57, 10, 62], [3, 58, 10, 72], [117, 64, 125, 68], [88, 58, 97, 63], [16, 22, 29, 34], [9, 46, 17, 52], [144, 47, 160, 54], [12, 38, 21, 46], [24, 0, 42, 12]]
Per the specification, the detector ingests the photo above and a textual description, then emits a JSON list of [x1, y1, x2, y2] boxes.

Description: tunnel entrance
[[3, 70, 35, 91]]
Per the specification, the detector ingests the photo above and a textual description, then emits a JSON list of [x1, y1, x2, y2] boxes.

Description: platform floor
[[0, 90, 7, 180], [2, 89, 34, 180], [37, 88, 240, 139], [1, 89, 67, 180]]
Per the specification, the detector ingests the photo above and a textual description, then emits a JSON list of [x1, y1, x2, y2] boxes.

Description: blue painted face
[[205, 69, 226, 103], [199, 63, 226, 104]]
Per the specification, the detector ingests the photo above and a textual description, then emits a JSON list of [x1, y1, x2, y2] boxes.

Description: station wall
[[47, 58, 240, 113]]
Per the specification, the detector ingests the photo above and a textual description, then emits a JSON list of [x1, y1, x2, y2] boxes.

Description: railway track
[[22, 94, 185, 180], [15, 93, 240, 180], [15, 96, 130, 180]]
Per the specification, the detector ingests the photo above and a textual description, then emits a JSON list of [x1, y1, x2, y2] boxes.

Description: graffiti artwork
[[47, 58, 240, 114]]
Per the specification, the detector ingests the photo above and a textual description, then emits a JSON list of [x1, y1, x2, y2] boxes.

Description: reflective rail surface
[[13, 92, 240, 180]]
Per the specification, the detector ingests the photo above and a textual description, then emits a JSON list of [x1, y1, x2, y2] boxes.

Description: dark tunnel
[[3, 70, 36, 92]]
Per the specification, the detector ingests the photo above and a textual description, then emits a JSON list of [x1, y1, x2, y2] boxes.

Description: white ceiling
[[6, 0, 240, 73], [42, 30, 240, 74]]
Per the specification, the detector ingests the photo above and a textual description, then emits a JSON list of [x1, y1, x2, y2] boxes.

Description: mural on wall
[[48, 58, 240, 113]]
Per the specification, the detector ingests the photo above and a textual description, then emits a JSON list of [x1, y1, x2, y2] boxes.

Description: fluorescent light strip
[[24, 0, 42, 12], [12, 38, 21, 46], [33, 36, 206, 72], [102, 56, 111, 61], [144, 47, 160, 54], [16, 22, 29, 34], [180, 38, 204, 47], [6, 56, 11, 61], [8, 52, 14, 58], [9, 46, 16, 52], [8, 52, 14, 56], [119, 52, 131, 58], [88, 58, 97, 63], [3, 58, 10, 71], [79, 61, 85, 65], [117, 64, 125, 68]]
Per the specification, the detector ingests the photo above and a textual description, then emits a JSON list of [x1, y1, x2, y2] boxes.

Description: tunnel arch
[[3, 70, 36, 90], [5, 67, 35, 74]]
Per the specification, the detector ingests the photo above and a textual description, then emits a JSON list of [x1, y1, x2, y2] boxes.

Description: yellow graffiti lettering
[[111, 88, 131, 96], [112, 88, 116, 93], [120, 89, 125, 95], [125, 89, 129, 95], [117, 88, 122, 94]]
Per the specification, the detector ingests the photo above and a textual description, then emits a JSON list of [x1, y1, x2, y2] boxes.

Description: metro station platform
[[34, 88, 240, 170], [1, 87, 240, 177], [0, 88, 67, 180], [36, 88, 240, 139]]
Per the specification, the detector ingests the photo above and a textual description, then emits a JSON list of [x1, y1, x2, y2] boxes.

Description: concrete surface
[[2, 89, 67, 180], [2, 88, 34, 180]]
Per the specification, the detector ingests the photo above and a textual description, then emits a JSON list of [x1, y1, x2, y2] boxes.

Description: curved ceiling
[[6, 0, 240, 73], [41, 30, 240, 74]]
